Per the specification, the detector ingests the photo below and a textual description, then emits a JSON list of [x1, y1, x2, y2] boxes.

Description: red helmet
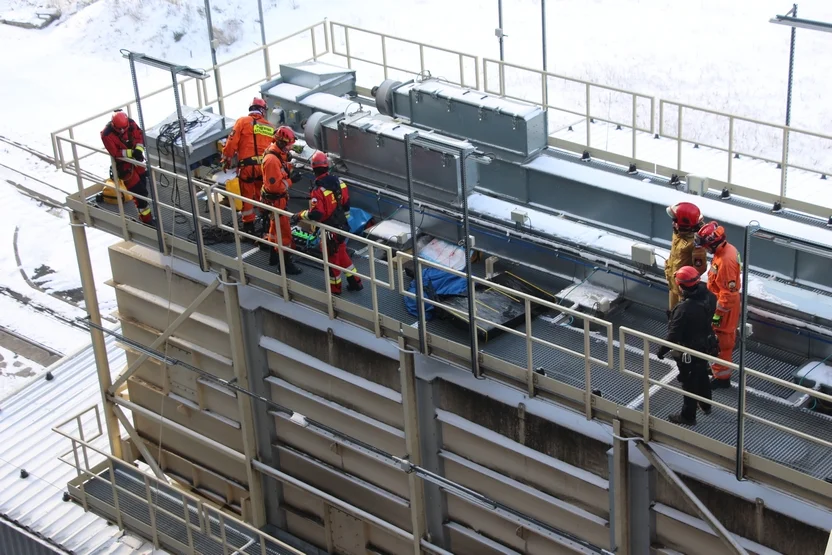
[[666, 202, 703, 230], [250, 97, 267, 112], [674, 266, 700, 288], [274, 125, 295, 146], [112, 111, 129, 132], [696, 221, 726, 250], [310, 151, 329, 169]]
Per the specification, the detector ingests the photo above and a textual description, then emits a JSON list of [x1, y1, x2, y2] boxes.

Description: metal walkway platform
[[80, 464, 303, 555], [87, 176, 832, 484]]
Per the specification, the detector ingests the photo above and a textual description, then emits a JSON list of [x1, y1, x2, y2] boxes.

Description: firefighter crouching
[[696, 221, 742, 389], [657, 266, 718, 426], [221, 97, 274, 235], [664, 202, 706, 314], [290, 152, 362, 295], [260, 126, 302, 275], [100, 110, 153, 224]]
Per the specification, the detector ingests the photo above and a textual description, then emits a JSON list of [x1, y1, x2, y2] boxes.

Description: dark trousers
[[678, 359, 712, 420]]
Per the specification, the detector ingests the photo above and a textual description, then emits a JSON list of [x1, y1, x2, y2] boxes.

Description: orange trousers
[[239, 168, 262, 224], [711, 308, 740, 380], [264, 197, 292, 248]]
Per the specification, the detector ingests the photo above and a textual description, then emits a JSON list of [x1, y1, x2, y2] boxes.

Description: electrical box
[[685, 175, 709, 196], [511, 209, 528, 224], [631, 243, 656, 266], [144, 106, 234, 169]]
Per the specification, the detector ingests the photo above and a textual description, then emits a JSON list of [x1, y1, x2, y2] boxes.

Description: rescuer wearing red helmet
[[260, 126, 302, 274], [100, 110, 153, 224], [656, 266, 718, 426], [222, 97, 275, 235], [290, 151, 361, 295], [665, 202, 706, 314], [696, 221, 741, 388]]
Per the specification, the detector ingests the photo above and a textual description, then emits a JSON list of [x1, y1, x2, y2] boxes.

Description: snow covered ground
[[0, 0, 830, 372]]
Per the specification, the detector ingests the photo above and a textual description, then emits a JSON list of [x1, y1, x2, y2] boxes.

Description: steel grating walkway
[[81, 465, 302, 555], [88, 179, 832, 480]]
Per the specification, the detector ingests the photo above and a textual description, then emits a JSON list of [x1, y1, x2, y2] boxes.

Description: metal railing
[[329, 21, 479, 90], [482, 57, 656, 162], [49, 20, 329, 167], [53, 407, 306, 555], [55, 122, 832, 498], [659, 100, 832, 212]]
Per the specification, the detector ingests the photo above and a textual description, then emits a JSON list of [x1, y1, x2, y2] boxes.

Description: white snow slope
[[0, 0, 830, 364]]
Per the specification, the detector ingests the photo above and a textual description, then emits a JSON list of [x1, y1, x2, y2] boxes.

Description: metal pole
[[735, 223, 755, 481], [405, 133, 427, 353], [255, 0, 271, 78], [170, 68, 209, 272], [782, 4, 797, 199], [127, 53, 166, 254], [203, 0, 225, 120], [498, 0, 505, 61], [70, 212, 122, 460], [461, 153, 481, 379], [399, 337, 426, 555], [613, 420, 630, 555], [541, 0, 547, 72]]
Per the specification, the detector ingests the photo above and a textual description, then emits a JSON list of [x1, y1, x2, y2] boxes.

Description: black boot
[[241, 221, 256, 240], [271, 251, 302, 274], [669, 412, 696, 426], [710, 378, 732, 390], [346, 275, 363, 292]]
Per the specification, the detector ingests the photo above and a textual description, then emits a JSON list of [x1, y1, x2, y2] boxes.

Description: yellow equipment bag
[[215, 176, 244, 210], [101, 179, 133, 205]]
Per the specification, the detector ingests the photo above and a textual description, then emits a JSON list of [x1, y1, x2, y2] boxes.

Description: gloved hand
[[656, 346, 671, 359], [292, 144, 304, 154], [712, 313, 723, 328], [290, 169, 303, 184], [290, 213, 301, 225], [133, 146, 145, 162], [221, 157, 230, 171], [345, 210, 351, 220]]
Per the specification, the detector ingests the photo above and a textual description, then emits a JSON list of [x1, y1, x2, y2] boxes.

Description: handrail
[[53, 418, 306, 555], [56, 126, 832, 491], [659, 99, 832, 211]]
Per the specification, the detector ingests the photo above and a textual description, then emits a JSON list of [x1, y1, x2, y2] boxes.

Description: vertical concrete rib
[[608, 441, 655, 554]]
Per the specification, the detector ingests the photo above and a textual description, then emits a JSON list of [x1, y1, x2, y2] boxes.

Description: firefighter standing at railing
[[657, 266, 718, 426], [260, 126, 302, 275], [290, 151, 362, 295], [221, 98, 274, 235], [664, 202, 707, 314], [100, 110, 153, 224], [696, 221, 742, 389]]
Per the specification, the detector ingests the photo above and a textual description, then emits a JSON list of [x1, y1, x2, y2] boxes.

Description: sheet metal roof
[[0, 331, 165, 554]]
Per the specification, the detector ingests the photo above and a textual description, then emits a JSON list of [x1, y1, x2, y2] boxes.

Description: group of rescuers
[[103, 102, 739, 426], [101, 98, 362, 296]]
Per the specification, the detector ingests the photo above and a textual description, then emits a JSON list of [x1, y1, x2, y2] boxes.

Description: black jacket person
[[657, 266, 718, 426]]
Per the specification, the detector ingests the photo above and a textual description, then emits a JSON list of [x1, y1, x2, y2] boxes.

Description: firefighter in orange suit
[[221, 97, 274, 235], [290, 151, 362, 295], [696, 221, 742, 388], [261, 126, 302, 275]]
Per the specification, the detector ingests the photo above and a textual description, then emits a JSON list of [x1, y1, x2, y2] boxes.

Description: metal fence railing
[[53, 407, 306, 555], [54, 122, 832, 499]]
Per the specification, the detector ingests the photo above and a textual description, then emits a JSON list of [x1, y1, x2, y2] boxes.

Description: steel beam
[[613, 420, 630, 555], [108, 277, 221, 394], [70, 212, 122, 459], [113, 405, 167, 482], [399, 337, 427, 555], [111, 395, 246, 463], [221, 269, 266, 527], [636, 441, 749, 555]]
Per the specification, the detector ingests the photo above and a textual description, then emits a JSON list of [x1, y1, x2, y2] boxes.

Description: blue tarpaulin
[[405, 267, 468, 320], [347, 207, 373, 236]]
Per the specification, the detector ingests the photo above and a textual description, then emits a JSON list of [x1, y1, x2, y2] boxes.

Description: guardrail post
[[256, 0, 271, 78], [642, 338, 651, 441], [525, 299, 534, 397], [632, 95, 638, 161], [585, 84, 591, 148], [779, 126, 789, 204], [728, 117, 735, 183], [677, 105, 683, 171], [584, 318, 592, 420], [613, 419, 630, 555], [404, 132, 427, 353], [735, 223, 756, 481], [399, 337, 427, 555], [345, 26, 352, 68], [70, 211, 123, 460]]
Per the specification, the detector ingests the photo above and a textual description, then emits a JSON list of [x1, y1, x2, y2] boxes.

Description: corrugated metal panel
[[0, 332, 163, 554], [0, 518, 62, 555]]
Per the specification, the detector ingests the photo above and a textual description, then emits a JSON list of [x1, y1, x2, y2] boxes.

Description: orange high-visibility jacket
[[707, 241, 742, 317]]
